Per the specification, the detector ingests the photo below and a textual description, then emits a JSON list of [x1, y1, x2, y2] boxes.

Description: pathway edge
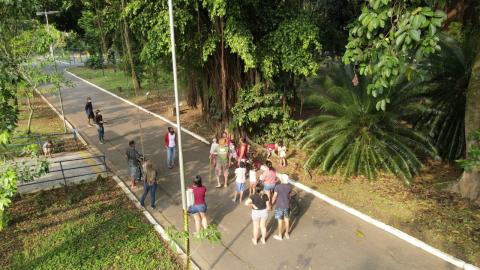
[[288, 179, 479, 270], [58, 61, 478, 270], [36, 81, 201, 269], [63, 66, 209, 145]]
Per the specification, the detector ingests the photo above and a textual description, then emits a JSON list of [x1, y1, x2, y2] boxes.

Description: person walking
[[188, 175, 208, 234], [94, 109, 105, 144], [126, 140, 141, 189], [237, 137, 249, 166], [140, 161, 158, 209], [232, 161, 247, 202], [272, 174, 292, 241], [164, 127, 177, 169], [277, 141, 287, 167], [244, 184, 270, 245], [260, 160, 278, 204], [84, 97, 94, 126], [213, 138, 230, 188], [248, 162, 258, 196], [209, 138, 219, 167]]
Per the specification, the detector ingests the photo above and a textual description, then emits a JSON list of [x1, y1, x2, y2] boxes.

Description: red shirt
[[192, 185, 206, 205]]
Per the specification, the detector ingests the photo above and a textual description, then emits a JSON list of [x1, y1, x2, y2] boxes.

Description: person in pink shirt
[[260, 160, 278, 204], [188, 176, 208, 234]]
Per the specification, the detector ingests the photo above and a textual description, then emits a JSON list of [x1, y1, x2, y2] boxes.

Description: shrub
[[299, 64, 436, 182], [231, 84, 302, 144], [85, 54, 104, 69]]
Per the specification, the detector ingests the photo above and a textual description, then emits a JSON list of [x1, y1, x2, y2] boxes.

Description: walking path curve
[[43, 63, 460, 270]]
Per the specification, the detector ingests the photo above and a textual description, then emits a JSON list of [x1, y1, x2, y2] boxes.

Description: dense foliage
[[299, 64, 435, 182], [342, 0, 447, 109], [231, 84, 302, 144]]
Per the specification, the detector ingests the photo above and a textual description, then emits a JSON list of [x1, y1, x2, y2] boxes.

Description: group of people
[[86, 95, 292, 245], [198, 131, 293, 244], [85, 97, 105, 144]]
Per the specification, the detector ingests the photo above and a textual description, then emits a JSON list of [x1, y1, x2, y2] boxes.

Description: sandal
[[215, 184, 222, 188]]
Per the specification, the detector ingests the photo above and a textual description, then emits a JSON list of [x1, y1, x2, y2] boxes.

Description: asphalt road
[[42, 62, 460, 270]]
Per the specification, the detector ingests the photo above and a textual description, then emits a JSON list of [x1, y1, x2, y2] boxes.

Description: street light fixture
[[36, 10, 67, 133], [36, 10, 60, 58], [167, 0, 190, 267]]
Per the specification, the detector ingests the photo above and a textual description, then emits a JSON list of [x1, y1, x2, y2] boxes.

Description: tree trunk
[[121, 0, 141, 93], [452, 48, 480, 202], [220, 18, 227, 119], [25, 94, 34, 134]]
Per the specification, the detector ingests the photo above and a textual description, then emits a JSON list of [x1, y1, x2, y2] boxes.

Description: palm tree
[[299, 64, 436, 183], [413, 34, 475, 161]]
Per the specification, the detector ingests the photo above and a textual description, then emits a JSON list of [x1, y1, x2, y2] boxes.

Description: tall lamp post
[[36, 10, 67, 133], [167, 0, 190, 267]]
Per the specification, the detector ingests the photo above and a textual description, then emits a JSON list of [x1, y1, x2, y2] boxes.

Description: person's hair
[[129, 140, 135, 146], [218, 138, 226, 146], [255, 183, 263, 194], [239, 161, 245, 168], [222, 131, 227, 137], [279, 141, 284, 146], [87, 97, 91, 101], [47, 139, 53, 144], [168, 127, 173, 132], [145, 162, 156, 184], [193, 175, 202, 187], [265, 160, 274, 171], [240, 137, 246, 144]]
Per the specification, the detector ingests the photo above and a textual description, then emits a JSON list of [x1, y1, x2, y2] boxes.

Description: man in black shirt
[[126, 140, 140, 188], [85, 97, 94, 126], [94, 109, 105, 144]]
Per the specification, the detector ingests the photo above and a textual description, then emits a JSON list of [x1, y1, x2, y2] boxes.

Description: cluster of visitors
[[85, 95, 293, 244], [207, 131, 293, 244]]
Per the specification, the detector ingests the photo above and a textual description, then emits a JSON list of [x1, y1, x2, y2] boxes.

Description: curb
[[61, 64, 209, 145], [288, 179, 479, 270], [36, 83, 200, 270], [58, 61, 478, 270], [111, 176, 200, 270]]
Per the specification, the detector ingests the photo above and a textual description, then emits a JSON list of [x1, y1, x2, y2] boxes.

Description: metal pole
[[167, 0, 190, 267], [38, 10, 67, 132], [43, 11, 54, 58]]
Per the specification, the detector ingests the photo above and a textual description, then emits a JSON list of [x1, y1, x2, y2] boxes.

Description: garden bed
[[0, 177, 183, 270]]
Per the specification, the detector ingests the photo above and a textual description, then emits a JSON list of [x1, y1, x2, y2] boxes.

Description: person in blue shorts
[[232, 161, 247, 202], [272, 173, 292, 241]]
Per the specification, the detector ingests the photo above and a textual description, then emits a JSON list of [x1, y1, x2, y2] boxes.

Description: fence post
[[59, 161, 67, 189], [103, 156, 108, 177]]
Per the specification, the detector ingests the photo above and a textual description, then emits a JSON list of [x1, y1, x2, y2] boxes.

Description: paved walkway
[[42, 63, 459, 270]]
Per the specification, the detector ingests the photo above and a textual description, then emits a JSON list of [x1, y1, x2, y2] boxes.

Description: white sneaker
[[273, 235, 282, 241]]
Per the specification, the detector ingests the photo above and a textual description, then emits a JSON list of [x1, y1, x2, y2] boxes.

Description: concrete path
[[42, 63, 459, 270], [17, 150, 106, 194]]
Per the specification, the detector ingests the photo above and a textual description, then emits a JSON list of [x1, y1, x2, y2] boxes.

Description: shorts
[[251, 209, 268, 220], [188, 204, 207, 214], [235, 182, 245, 192], [129, 165, 140, 180], [275, 208, 290, 220], [215, 163, 228, 176], [279, 152, 286, 158], [264, 183, 276, 191]]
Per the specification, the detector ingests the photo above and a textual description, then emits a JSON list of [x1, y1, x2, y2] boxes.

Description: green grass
[[0, 178, 182, 270], [277, 149, 480, 265], [69, 66, 183, 99]]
